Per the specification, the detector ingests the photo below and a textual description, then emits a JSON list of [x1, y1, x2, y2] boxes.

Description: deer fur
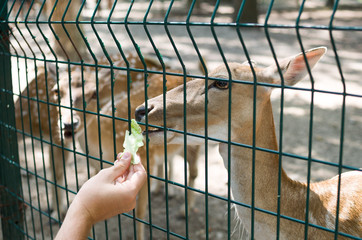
[[135, 47, 362, 239], [46, 0, 89, 61], [15, 53, 200, 240]]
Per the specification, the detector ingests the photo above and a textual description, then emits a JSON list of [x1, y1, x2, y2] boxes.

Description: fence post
[[0, 1, 24, 239]]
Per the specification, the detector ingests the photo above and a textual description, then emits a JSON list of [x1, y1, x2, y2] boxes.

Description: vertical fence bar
[[263, 1, 285, 239], [106, 1, 127, 239], [165, 2, 191, 238], [184, 0, 212, 236], [210, 2, 232, 240], [62, 0, 81, 196], [47, 0, 72, 223], [0, 1, 24, 238], [295, 2, 316, 239], [329, 1, 346, 238], [123, 2, 150, 238], [162, 3, 172, 239], [144, 1, 171, 238], [11, 28, 34, 239]]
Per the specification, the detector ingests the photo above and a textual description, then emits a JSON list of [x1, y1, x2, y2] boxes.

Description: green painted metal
[[1, 0, 361, 239], [0, 2, 23, 239]]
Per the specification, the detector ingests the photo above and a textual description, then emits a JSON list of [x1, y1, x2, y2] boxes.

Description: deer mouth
[[142, 125, 177, 145], [142, 126, 163, 135], [63, 129, 78, 139]]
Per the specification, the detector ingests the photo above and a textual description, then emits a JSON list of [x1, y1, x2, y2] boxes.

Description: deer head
[[51, 66, 112, 141], [133, 47, 357, 239], [135, 47, 327, 146], [51, 53, 184, 141]]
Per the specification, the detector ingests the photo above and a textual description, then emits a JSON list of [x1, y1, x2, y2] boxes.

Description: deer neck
[[219, 99, 308, 231], [87, 78, 125, 123]]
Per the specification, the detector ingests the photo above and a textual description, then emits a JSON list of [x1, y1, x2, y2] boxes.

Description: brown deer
[[15, 53, 199, 239], [14, 64, 70, 217], [46, 0, 89, 61], [51, 53, 199, 239], [135, 47, 362, 239]]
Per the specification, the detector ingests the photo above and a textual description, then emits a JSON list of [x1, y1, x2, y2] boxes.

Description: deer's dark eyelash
[[210, 80, 229, 90], [215, 80, 229, 89], [53, 89, 61, 97]]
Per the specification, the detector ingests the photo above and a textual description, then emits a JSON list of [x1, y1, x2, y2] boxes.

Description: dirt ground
[[4, 1, 362, 240]]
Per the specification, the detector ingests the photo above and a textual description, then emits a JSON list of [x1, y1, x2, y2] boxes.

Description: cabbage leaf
[[123, 119, 144, 164]]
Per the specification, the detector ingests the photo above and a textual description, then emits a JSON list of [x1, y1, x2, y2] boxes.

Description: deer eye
[[214, 80, 229, 90], [53, 88, 60, 97], [91, 91, 97, 99]]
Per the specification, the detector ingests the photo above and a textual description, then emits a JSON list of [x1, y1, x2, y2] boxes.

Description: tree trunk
[[326, 0, 335, 8], [234, 0, 258, 23]]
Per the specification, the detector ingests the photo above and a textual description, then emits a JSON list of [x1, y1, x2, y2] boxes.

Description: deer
[[14, 53, 199, 239], [135, 47, 362, 239], [49, 53, 199, 239], [46, 0, 89, 62], [14, 63, 70, 215]]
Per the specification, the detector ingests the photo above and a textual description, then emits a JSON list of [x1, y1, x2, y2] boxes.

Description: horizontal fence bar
[[10, 76, 362, 102], [4, 19, 362, 32], [2, 56, 361, 100], [3, 149, 361, 240], [2, 119, 361, 173]]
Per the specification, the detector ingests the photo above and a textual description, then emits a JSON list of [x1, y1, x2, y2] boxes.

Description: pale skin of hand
[[55, 152, 147, 240]]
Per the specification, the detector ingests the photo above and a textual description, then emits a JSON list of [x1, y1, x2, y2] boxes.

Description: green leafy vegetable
[[123, 119, 144, 164]]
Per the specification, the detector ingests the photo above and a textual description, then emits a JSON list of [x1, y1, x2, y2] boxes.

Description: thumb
[[107, 152, 132, 181]]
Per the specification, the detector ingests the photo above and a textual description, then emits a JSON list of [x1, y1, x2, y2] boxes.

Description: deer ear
[[264, 47, 327, 86]]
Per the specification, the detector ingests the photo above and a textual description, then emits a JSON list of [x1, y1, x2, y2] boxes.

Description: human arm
[[55, 152, 146, 240]]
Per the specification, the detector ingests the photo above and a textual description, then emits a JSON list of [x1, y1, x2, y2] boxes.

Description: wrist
[[55, 199, 93, 240], [68, 198, 94, 226]]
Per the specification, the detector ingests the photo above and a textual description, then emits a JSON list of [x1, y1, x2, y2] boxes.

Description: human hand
[[68, 152, 147, 225]]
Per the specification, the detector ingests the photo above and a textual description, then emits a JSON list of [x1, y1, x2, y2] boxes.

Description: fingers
[[126, 163, 147, 193], [133, 161, 146, 173], [126, 162, 145, 181], [103, 151, 146, 193], [106, 152, 132, 181]]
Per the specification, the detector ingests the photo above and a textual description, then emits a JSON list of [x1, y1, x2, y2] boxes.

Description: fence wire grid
[[1, 0, 362, 239]]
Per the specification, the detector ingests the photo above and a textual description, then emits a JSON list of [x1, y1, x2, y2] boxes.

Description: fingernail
[[121, 152, 131, 160], [114, 159, 119, 165]]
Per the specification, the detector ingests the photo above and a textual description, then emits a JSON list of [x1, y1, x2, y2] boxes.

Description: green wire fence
[[1, 0, 361, 239]]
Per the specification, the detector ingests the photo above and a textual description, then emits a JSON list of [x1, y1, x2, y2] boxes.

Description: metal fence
[[1, 0, 361, 239]]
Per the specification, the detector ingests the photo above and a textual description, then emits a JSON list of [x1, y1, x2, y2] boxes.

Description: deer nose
[[62, 117, 80, 131], [135, 105, 154, 122]]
